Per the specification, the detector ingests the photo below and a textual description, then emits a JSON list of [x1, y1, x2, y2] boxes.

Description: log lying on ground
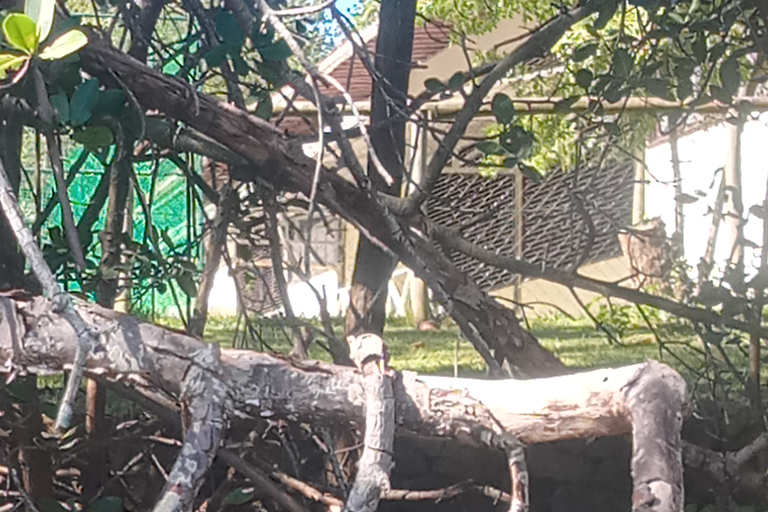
[[0, 296, 686, 511]]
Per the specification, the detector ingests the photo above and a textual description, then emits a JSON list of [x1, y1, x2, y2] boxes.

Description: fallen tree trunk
[[0, 295, 686, 511]]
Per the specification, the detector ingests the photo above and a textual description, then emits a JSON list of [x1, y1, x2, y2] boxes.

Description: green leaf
[[176, 273, 197, 298], [612, 48, 633, 77], [258, 40, 292, 61], [518, 163, 542, 183], [575, 69, 593, 90], [720, 57, 741, 97], [40, 29, 88, 60], [49, 93, 69, 124], [447, 71, 465, 91], [491, 93, 515, 125], [254, 95, 273, 119], [475, 140, 503, 155], [594, 0, 618, 30], [25, 0, 55, 43], [203, 44, 227, 68], [215, 9, 244, 49], [500, 126, 534, 159], [230, 52, 250, 76], [38, 499, 68, 512], [554, 96, 580, 113], [94, 89, 126, 116], [69, 77, 100, 125], [691, 36, 707, 63], [73, 126, 114, 149], [645, 78, 673, 101], [224, 488, 254, 506], [0, 53, 29, 79], [86, 496, 123, 512], [572, 43, 598, 63], [424, 78, 444, 93], [3, 14, 39, 55], [603, 82, 624, 103], [503, 157, 518, 168]]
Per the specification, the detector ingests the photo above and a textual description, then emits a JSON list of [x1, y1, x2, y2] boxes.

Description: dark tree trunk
[[345, 0, 417, 337], [96, 148, 131, 308], [188, 186, 233, 338], [0, 112, 25, 290]]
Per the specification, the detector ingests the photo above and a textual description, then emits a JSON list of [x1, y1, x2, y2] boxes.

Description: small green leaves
[[0, 53, 28, 79], [49, 92, 69, 123], [3, 13, 38, 54], [86, 497, 123, 512], [73, 125, 114, 149], [254, 95, 273, 119], [25, 0, 55, 43], [447, 71, 465, 91], [215, 9, 244, 49], [554, 96, 581, 112], [575, 69, 594, 89], [475, 140, 503, 155], [612, 48, 633, 77], [69, 78, 100, 125], [224, 488, 254, 506], [572, 43, 598, 63], [258, 39, 292, 61], [40, 29, 87, 60], [176, 273, 197, 298], [518, 163, 542, 183], [719, 57, 741, 97], [424, 77, 444, 93], [491, 93, 515, 125], [203, 44, 227, 68]]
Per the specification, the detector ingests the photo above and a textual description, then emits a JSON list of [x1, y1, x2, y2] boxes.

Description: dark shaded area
[[384, 435, 632, 512]]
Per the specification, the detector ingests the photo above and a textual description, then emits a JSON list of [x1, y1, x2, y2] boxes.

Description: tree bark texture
[[78, 30, 566, 378], [188, 185, 234, 338], [0, 296, 687, 512], [345, 0, 417, 337], [96, 142, 131, 308]]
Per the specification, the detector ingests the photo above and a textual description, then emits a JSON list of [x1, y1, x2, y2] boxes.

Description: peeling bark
[[0, 296, 686, 511], [346, 334, 395, 512]]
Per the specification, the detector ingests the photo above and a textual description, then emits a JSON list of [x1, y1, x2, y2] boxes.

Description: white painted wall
[[644, 112, 768, 277]]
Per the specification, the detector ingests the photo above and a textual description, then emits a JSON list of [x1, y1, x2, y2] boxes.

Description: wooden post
[[724, 114, 745, 271], [408, 115, 430, 324], [632, 145, 645, 225], [514, 168, 524, 308]]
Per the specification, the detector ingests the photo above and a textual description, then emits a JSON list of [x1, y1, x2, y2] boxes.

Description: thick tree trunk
[[345, 0, 417, 337], [0, 296, 688, 512]]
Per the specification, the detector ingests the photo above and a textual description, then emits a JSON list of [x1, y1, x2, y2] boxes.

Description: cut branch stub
[[345, 333, 395, 512]]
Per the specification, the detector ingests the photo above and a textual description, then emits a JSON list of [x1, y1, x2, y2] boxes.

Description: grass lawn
[[197, 313, 704, 378]]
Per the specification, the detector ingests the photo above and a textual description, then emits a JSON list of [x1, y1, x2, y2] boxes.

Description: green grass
[[194, 313, 694, 378]]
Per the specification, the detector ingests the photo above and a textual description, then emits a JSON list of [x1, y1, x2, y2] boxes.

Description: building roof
[[315, 20, 452, 102]]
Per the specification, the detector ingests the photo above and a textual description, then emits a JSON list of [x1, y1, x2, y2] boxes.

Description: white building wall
[[645, 112, 768, 277]]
